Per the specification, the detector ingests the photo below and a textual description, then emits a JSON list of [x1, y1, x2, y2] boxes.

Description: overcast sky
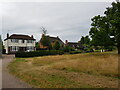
[[1, 2, 113, 42]]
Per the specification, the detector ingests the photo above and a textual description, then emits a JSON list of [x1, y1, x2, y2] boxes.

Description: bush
[[53, 41, 60, 50], [2, 49, 6, 54], [63, 46, 75, 52], [69, 50, 82, 54], [84, 48, 94, 53], [15, 50, 64, 58]]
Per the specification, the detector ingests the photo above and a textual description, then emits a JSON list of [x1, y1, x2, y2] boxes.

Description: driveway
[[2, 55, 32, 88]]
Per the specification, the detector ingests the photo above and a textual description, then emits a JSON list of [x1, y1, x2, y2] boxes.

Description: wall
[[4, 39, 36, 54]]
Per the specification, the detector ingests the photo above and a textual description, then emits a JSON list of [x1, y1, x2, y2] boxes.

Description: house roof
[[67, 42, 79, 45], [66, 41, 84, 49], [4, 34, 35, 41], [40, 35, 64, 44], [48, 36, 64, 43]]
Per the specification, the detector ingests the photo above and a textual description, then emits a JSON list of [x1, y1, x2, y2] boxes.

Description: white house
[[4, 33, 36, 54]]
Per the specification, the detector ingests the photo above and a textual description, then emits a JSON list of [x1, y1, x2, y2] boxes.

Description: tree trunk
[[118, 46, 120, 54], [117, 42, 120, 54]]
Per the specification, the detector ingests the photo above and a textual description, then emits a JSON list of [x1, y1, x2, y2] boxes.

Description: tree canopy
[[89, 2, 120, 54], [41, 36, 52, 50], [80, 35, 90, 45], [53, 41, 60, 50]]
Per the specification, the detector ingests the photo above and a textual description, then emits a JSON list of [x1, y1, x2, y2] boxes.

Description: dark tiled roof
[[48, 36, 64, 43], [40, 35, 64, 44], [67, 42, 84, 49], [4, 34, 35, 41], [67, 42, 79, 45]]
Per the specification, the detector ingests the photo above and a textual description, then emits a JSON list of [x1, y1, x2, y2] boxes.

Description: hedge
[[15, 50, 64, 58], [69, 50, 82, 54]]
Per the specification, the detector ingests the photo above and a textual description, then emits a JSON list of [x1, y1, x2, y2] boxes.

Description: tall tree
[[41, 36, 52, 50], [53, 41, 60, 50], [89, 2, 120, 54], [105, 2, 120, 54], [0, 35, 2, 57], [80, 35, 90, 45], [35, 42, 39, 49], [89, 16, 114, 48]]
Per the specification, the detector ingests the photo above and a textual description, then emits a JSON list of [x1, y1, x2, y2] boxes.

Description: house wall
[[39, 42, 48, 49], [4, 39, 36, 54], [6, 39, 35, 47], [39, 41, 63, 49]]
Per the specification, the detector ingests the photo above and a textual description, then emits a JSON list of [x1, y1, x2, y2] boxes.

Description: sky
[[0, 1, 114, 42]]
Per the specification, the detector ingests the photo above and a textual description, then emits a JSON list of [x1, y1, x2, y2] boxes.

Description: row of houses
[[3, 33, 83, 54]]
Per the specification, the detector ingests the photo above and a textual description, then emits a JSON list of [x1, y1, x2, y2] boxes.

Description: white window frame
[[11, 46, 18, 51], [27, 40, 33, 43], [22, 40, 25, 43], [11, 39, 19, 43], [27, 46, 34, 51]]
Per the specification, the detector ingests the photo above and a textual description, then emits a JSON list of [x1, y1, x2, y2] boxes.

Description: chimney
[[7, 33, 9, 38], [57, 36, 59, 38], [42, 34, 45, 37], [65, 40, 68, 44], [31, 35, 33, 38]]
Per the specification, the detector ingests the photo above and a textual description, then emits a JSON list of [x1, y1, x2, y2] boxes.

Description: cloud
[[1, 2, 112, 42]]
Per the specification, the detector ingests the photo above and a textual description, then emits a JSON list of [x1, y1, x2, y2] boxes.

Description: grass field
[[8, 52, 119, 88]]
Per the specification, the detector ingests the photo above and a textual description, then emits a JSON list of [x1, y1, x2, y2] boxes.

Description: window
[[73, 45, 75, 48], [27, 40, 33, 43], [22, 40, 25, 43], [11, 39, 19, 43], [11, 46, 18, 51], [27, 46, 34, 51]]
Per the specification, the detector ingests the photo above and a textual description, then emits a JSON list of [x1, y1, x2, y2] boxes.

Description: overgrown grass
[[51, 53, 118, 78], [8, 52, 119, 88]]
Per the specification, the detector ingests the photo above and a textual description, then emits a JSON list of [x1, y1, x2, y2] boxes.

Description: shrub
[[2, 49, 6, 54], [84, 48, 94, 53], [69, 50, 82, 54], [53, 41, 60, 50], [63, 46, 75, 52], [15, 50, 64, 58]]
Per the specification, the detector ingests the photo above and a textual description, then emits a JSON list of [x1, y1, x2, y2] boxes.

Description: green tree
[[80, 35, 91, 51], [35, 42, 39, 49], [89, 2, 120, 54], [80, 35, 90, 45], [0, 35, 2, 56], [53, 41, 60, 50], [41, 36, 52, 50]]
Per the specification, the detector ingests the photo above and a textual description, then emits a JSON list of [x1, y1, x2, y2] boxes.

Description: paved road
[[2, 55, 32, 88]]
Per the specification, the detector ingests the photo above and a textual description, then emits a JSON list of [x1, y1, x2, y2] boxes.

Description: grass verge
[[8, 52, 119, 88]]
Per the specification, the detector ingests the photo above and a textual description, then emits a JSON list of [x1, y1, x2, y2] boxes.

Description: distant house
[[39, 34, 64, 49], [65, 40, 84, 50], [4, 33, 36, 54]]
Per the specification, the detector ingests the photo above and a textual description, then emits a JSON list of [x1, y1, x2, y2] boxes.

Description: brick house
[[39, 34, 64, 49], [65, 40, 84, 50]]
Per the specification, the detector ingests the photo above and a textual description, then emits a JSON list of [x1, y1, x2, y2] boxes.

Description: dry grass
[[8, 52, 119, 88], [50, 53, 118, 77]]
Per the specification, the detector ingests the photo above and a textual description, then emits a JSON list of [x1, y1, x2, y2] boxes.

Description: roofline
[[4, 38, 36, 41], [4, 34, 36, 41], [41, 35, 64, 44]]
